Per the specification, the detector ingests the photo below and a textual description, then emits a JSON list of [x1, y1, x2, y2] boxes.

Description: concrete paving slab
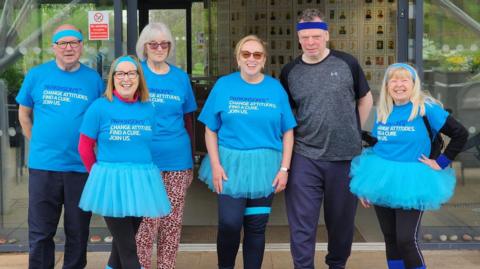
[[0, 250, 478, 269]]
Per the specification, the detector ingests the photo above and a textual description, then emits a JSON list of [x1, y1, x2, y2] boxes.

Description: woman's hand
[[272, 171, 288, 193], [212, 164, 228, 194], [419, 154, 441, 170], [360, 198, 371, 208]]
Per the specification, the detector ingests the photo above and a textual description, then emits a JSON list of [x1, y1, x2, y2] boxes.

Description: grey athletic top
[[280, 50, 370, 161]]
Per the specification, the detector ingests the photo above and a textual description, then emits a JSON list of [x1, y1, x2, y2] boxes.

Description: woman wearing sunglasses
[[78, 55, 171, 269], [198, 35, 296, 269], [134, 23, 197, 269]]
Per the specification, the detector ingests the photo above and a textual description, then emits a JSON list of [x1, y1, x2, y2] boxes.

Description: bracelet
[[280, 167, 290, 173]]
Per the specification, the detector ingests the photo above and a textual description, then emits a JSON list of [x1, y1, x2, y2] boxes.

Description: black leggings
[[217, 194, 274, 269], [374, 206, 425, 269], [104, 216, 142, 269]]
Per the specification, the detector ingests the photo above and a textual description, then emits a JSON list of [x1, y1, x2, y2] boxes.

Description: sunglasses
[[240, 51, 264, 60], [147, 41, 171, 50]]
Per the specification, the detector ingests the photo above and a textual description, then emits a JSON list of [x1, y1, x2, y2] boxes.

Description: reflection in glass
[[422, 0, 480, 243]]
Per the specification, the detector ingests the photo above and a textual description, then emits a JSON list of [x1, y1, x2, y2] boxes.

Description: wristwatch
[[280, 167, 290, 173]]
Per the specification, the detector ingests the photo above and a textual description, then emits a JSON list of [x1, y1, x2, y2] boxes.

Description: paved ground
[[0, 249, 479, 268]]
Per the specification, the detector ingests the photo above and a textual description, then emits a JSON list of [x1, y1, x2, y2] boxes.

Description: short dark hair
[[298, 8, 325, 22]]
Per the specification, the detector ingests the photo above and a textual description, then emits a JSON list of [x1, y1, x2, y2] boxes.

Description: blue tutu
[[79, 162, 171, 217], [198, 146, 282, 199], [349, 148, 455, 211]]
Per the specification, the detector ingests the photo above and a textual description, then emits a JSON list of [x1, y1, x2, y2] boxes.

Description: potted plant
[[435, 49, 474, 85], [469, 50, 480, 74], [423, 37, 442, 71]]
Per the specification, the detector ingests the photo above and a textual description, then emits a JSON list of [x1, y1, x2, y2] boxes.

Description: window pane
[[422, 0, 480, 245]]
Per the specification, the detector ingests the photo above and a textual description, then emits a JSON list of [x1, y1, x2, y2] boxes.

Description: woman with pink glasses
[[135, 22, 197, 269]]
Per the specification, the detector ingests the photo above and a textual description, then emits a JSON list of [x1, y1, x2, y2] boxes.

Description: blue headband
[[296, 22, 329, 31], [388, 63, 417, 81], [114, 56, 138, 71], [52, 29, 83, 43]]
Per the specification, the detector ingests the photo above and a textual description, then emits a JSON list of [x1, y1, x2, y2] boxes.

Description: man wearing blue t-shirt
[[280, 9, 373, 269], [16, 24, 104, 269]]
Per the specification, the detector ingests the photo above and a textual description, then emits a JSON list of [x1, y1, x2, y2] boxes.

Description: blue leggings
[[217, 194, 274, 269]]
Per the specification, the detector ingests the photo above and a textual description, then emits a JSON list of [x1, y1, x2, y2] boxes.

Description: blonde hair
[[105, 55, 150, 102], [377, 64, 442, 124], [234, 35, 268, 64]]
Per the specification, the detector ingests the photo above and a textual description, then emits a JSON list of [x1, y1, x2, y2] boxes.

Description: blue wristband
[[435, 154, 451, 169]]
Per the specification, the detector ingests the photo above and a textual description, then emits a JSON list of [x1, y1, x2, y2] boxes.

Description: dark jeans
[[28, 169, 91, 269], [374, 205, 425, 269], [104, 216, 142, 269], [217, 194, 274, 269], [285, 153, 357, 269]]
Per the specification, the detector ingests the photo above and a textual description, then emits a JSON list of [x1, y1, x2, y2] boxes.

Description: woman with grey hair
[[134, 22, 197, 269]]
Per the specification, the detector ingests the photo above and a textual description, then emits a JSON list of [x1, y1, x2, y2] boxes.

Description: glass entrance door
[[418, 0, 480, 247], [0, 1, 118, 250]]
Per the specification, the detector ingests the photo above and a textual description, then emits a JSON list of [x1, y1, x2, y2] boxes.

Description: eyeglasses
[[114, 70, 138, 80], [147, 41, 171, 50], [54, 40, 81, 49], [240, 51, 264, 60]]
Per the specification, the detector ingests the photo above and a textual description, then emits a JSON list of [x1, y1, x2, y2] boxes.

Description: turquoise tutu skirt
[[79, 162, 171, 217], [349, 148, 456, 211], [198, 146, 282, 199]]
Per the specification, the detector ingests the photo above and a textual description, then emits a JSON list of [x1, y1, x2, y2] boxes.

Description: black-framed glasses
[[114, 70, 138, 80], [147, 41, 171, 50], [54, 40, 81, 49]]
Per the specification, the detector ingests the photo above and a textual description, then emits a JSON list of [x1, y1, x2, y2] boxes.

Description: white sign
[[88, 11, 109, 40]]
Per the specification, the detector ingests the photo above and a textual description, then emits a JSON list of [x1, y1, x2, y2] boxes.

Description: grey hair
[[136, 22, 175, 61], [298, 8, 325, 22]]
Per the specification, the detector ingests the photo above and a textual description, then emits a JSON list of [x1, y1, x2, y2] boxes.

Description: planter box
[[433, 71, 472, 85]]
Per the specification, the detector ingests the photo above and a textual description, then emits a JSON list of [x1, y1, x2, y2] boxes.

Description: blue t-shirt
[[198, 72, 297, 151], [80, 97, 155, 163], [373, 101, 448, 162], [16, 61, 104, 172], [142, 62, 198, 171]]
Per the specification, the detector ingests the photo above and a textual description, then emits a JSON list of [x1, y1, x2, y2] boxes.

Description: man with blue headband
[[16, 24, 104, 269], [280, 9, 373, 269]]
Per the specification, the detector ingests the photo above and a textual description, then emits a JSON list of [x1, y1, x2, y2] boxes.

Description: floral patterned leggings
[[136, 169, 193, 269]]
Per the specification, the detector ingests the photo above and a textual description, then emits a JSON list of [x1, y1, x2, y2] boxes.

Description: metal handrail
[[437, 0, 480, 36]]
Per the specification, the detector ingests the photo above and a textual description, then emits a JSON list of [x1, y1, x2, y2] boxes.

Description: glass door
[[418, 0, 480, 247]]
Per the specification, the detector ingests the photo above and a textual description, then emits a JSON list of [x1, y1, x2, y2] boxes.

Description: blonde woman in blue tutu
[[198, 35, 296, 269], [350, 63, 468, 269], [77, 55, 171, 269]]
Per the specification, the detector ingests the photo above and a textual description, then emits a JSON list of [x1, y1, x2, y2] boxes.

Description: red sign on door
[[88, 11, 109, 40]]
